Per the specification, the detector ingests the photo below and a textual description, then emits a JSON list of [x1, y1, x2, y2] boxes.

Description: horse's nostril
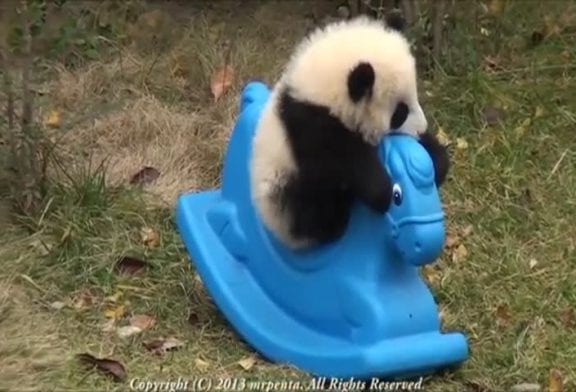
[[415, 241, 422, 253]]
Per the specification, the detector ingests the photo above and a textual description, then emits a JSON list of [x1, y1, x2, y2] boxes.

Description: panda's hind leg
[[283, 177, 354, 246]]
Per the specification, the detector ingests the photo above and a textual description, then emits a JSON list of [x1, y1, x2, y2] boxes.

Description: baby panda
[[250, 15, 449, 250]]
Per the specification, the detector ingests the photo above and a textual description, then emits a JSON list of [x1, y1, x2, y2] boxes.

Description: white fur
[[282, 16, 428, 143], [251, 16, 428, 248], [251, 90, 311, 248]]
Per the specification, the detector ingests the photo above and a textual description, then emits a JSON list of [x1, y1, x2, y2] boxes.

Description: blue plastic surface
[[175, 81, 469, 379]]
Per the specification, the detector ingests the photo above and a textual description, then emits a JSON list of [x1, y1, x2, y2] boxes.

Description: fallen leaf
[[445, 233, 461, 249], [73, 288, 98, 310], [559, 8, 576, 29], [139, 9, 166, 30], [44, 110, 61, 128], [482, 106, 504, 126], [210, 64, 234, 102], [237, 355, 256, 370], [129, 166, 160, 186], [495, 304, 512, 326], [102, 319, 116, 332], [483, 55, 502, 72], [438, 304, 447, 325], [462, 225, 474, 238], [170, 54, 189, 78], [511, 383, 541, 392], [529, 258, 538, 269], [29, 238, 52, 256], [543, 17, 562, 38], [193, 274, 205, 292], [114, 256, 149, 276], [130, 314, 156, 330], [456, 138, 469, 150], [530, 30, 545, 46], [188, 312, 200, 326], [50, 301, 66, 310], [117, 325, 143, 338], [195, 358, 210, 372], [436, 127, 451, 146], [559, 307, 575, 328], [487, 0, 504, 15], [452, 244, 468, 262], [127, 9, 174, 49], [548, 368, 563, 392], [519, 117, 532, 128], [464, 381, 492, 392], [534, 106, 545, 118], [105, 291, 123, 303], [77, 353, 127, 382], [59, 226, 72, 243], [520, 188, 533, 206], [104, 304, 126, 320], [422, 265, 440, 284], [530, 11, 576, 47], [143, 337, 185, 355], [470, 382, 493, 392], [514, 118, 532, 137], [140, 227, 159, 248]]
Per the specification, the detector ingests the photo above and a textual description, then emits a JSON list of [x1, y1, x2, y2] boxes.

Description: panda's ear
[[348, 62, 375, 103], [384, 10, 406, 33]]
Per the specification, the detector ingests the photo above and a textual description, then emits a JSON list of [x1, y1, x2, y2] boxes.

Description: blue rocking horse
[[175, 81, 469, 379]]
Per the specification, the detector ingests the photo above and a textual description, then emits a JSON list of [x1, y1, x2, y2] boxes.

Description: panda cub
[[250, 15, 449, 250]]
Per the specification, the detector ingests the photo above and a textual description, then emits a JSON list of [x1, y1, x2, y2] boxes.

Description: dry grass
[[36, 1, 327, 206], [0, 278, 67, 391], [57, 94, 225, 205], [1, 1, 576, 391]]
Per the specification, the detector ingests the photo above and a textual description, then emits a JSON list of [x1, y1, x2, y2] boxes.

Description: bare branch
[[348, 0, 359, 17], [432, 0, 447, 64], [401, 0, 415, 26], [410, 0, 420, 20], [20, 0, 32, 128], [4, 69, 14, 132]]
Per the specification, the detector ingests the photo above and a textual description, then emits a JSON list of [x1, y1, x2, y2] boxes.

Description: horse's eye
[[392, 183, 403, 206]]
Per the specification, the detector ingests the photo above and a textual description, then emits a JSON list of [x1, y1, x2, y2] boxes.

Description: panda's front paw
[[419, 131, 450, 187], [363, 184, 392, 214]]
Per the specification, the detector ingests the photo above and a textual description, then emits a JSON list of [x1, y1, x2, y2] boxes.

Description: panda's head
[[281, 15, 427, 145]]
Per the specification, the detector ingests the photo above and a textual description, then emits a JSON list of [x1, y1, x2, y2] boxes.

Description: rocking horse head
[[381, 132, 450, 267]]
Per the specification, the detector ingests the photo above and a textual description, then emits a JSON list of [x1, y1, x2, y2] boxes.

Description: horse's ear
[[418, 132, 450, 187]]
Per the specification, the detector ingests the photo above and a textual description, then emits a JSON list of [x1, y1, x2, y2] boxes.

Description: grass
[[1, 1, 576, 391]]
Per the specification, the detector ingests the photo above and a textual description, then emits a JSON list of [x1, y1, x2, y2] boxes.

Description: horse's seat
[[175, 81, 469, 379]]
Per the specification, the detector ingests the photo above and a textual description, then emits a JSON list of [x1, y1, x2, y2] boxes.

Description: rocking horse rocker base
[[176, 81, 469, 379]]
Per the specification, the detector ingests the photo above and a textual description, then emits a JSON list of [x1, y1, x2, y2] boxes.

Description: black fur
[[277, 89, 392, 245], [272, 94, 450, 247], [390, 102, 409, 129], [384, 10, 406, 32], [418, 131, 450, 186], [347, 62, 375, 103]]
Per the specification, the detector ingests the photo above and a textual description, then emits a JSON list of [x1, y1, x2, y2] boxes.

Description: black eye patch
[[390, 102, 409, 130]]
